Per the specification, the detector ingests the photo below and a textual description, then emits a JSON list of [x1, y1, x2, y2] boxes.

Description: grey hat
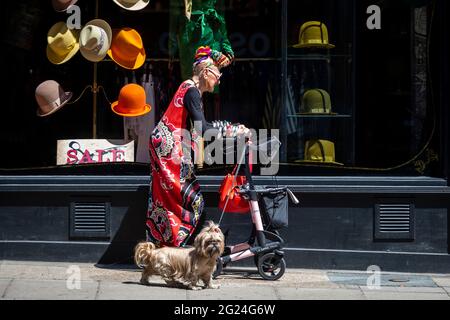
[[35, 80, 73, 117]]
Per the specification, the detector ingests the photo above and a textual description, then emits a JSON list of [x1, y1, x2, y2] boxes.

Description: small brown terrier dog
[[134, 221, 225, 290]]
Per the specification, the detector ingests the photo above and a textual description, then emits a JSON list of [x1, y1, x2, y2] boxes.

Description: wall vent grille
[[375, 203, 415, 240], [70, 201, 110, 239]]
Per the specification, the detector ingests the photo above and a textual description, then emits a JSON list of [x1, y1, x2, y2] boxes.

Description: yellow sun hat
[[47, 22, 80, 65]]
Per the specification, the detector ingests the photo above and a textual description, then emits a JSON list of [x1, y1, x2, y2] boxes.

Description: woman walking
[[146, 46, 250, 247]]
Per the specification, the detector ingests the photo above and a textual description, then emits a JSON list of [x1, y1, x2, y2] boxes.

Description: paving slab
[[217, 268, 338, 289], [432, 277, 450, 288], [0, 261, 140, 282], [275, 287, 366, 300], [1, 260, 449, 301], [0, 264, 25, 279], [187, 285, 277, 300], [443, 287, 450, 296], [2, 279, 99, 300], [97, 281, 188, 300], [362, 286, 447, 293], [361, 288, 450, 300], [327, 272, 437, 288], [0, 280, 12, 298]]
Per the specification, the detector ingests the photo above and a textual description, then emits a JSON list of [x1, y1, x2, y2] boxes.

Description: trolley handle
[[286, 188, 300, 205], [255, 187, 300, 205], [257, 187, 287, 194]]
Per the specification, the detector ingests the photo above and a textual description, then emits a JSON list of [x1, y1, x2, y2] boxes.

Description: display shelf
[[287, 54, 351, 61], [281, 0, 355, 165], [287, 114, 352, 118]]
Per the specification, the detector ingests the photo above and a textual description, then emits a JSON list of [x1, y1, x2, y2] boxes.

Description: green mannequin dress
[[170, 0, 234, 81]]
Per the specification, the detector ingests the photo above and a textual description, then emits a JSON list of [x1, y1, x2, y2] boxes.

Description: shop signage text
[[57, 139, 134, 165]]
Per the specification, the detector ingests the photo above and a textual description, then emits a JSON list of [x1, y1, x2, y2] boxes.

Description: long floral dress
[[145, 80, 235, 247]]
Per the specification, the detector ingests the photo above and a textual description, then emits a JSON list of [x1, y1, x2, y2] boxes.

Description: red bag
[[218, 165, 250, 214]]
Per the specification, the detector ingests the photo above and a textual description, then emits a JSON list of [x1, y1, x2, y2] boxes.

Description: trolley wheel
[[257, 253, 286, 281], [213, 258, 223, 279]]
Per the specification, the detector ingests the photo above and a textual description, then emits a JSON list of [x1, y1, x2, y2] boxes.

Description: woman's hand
[[237, 124, 252, 138]]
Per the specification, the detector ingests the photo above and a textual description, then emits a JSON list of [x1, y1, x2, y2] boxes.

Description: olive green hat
[[299, 89, 337, 115], [297, 139, 344, 166]]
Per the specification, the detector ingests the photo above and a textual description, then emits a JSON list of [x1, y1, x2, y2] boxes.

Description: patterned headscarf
[[194, 45, 229, 67], [193, 46, 215, 68]]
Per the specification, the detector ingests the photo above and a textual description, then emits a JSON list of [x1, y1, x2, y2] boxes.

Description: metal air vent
[[374, 203, 415, 240], [70, 201, 110, 239]]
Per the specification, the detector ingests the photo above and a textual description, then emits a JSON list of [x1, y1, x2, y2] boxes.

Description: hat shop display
[[41, 3, 151, 124], [299, 89, 337, 115], [112, 0, 150, 11], [35, 80, 73, 117], [107, 28, 146, 70], [293, 21, 335, 49], [47, 21, 80, 65], [111, 83, 151, 117], [79, 19, 112, 62], [52, 0, 78, 12], [298, 139, 344, 166]]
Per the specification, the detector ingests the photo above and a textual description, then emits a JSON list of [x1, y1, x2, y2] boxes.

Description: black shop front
[[0, 0, 449, 272]]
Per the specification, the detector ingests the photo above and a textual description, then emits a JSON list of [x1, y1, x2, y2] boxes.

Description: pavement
[[0, 260, 449, 300]]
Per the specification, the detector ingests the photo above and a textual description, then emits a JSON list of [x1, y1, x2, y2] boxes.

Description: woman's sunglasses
[[206, 68, 222, 81]]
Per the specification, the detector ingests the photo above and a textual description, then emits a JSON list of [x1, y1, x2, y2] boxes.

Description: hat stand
[[53, 0, 102, 139], [91, 0, 100, 139], [92, 60, 99, 139], [68, 0, 101, 138]]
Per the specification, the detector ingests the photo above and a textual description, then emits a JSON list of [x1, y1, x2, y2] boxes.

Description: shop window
[[0, 0, 444, 178], [281, 0, 442, 177], [283, 0, 440, 178]]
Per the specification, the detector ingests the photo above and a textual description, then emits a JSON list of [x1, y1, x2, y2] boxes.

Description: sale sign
[[57, 139, 134, 165]]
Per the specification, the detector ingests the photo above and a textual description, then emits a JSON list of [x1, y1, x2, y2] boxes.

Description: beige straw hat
[[80, 19, 112, 62], [112, 0, 150, 11]]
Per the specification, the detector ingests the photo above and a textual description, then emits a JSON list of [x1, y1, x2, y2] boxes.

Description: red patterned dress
[[146, 80, 235, 247]]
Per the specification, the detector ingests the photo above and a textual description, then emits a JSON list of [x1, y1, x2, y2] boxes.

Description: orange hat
[[111, 84, 151, 117], [107, 28, 146, 70]]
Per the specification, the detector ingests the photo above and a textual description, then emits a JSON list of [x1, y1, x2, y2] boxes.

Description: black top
[[184, 87, 215, 134], [184, 86, 237, 138]]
